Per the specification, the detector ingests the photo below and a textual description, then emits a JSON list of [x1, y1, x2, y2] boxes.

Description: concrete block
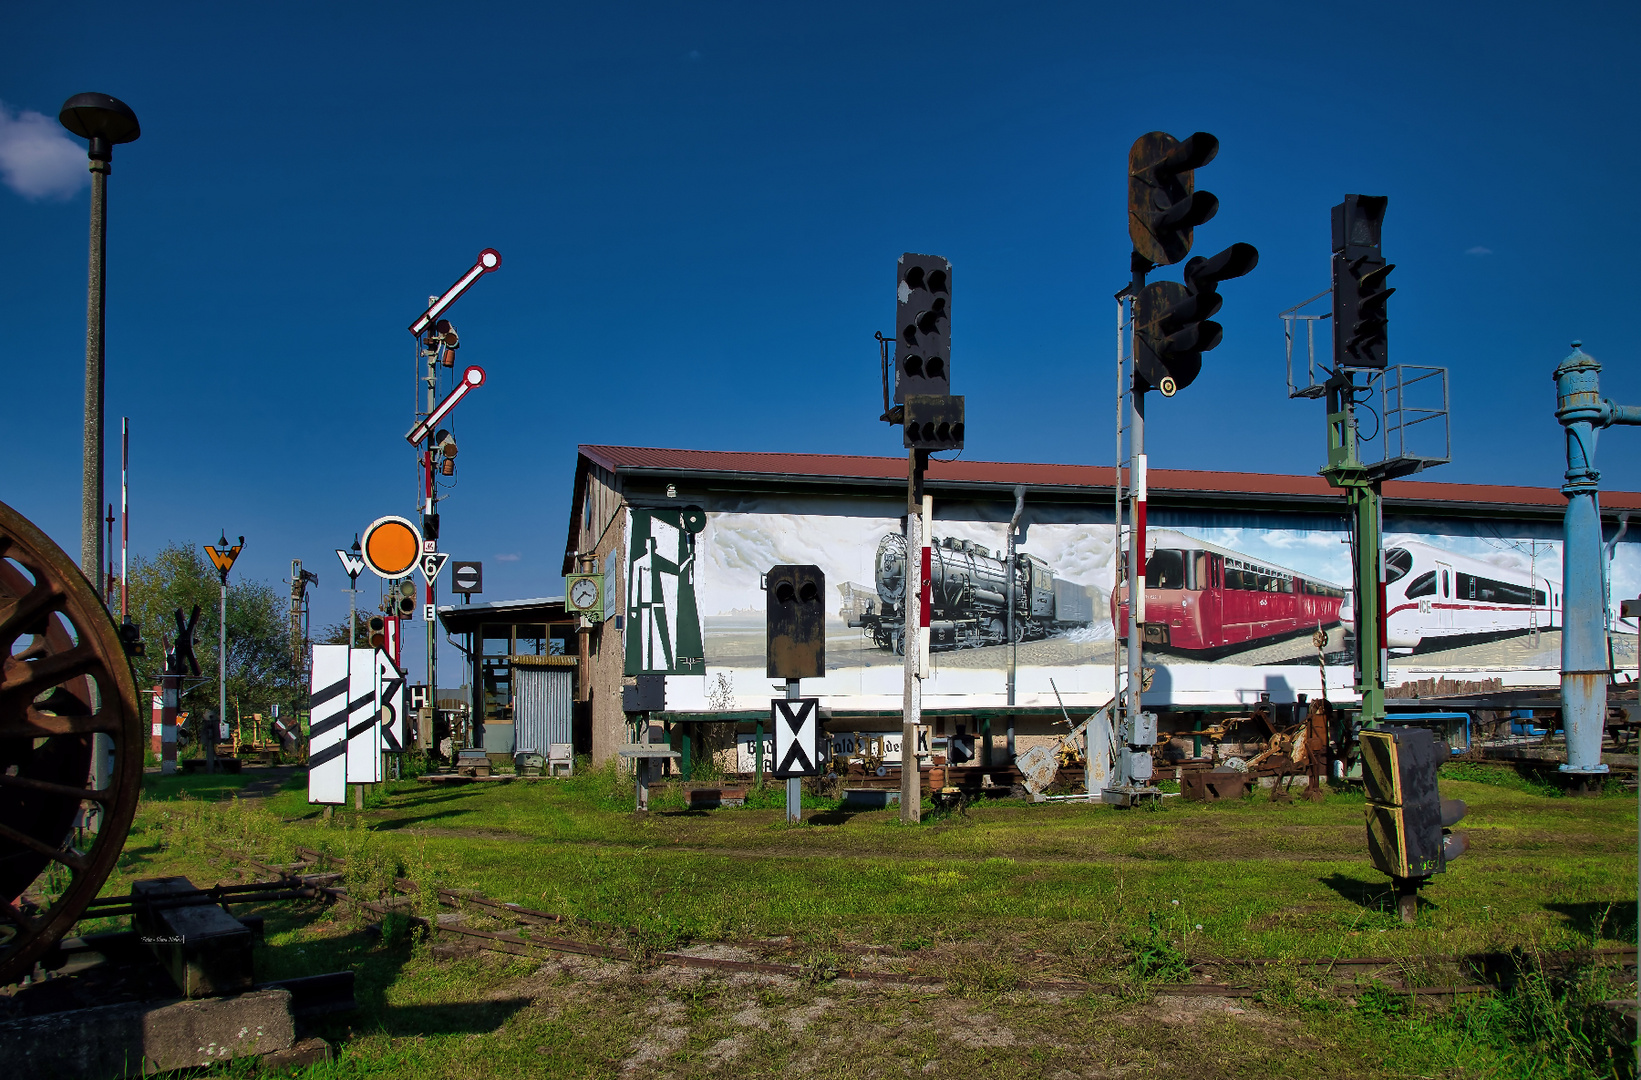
[[840, 788, 899, 810], [0, 987, 294, 1077], [132, 877, 254, 997]]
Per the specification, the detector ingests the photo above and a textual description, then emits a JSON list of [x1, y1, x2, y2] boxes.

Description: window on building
[[516, 624, 548, 657]]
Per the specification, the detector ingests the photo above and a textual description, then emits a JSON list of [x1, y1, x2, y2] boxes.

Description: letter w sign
[[772, 698, 821, 778]]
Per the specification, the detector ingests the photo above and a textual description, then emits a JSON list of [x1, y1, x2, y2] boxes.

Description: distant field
[[91, 765, 1638, 1079]]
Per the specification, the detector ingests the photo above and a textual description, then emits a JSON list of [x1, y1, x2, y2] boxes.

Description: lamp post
[[204, 532, 244, 775], [58, 93, 140, 597], [348, 535, 362, 645]]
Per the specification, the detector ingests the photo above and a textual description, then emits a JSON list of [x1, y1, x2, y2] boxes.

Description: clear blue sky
[[6, 2, 1639, 681]]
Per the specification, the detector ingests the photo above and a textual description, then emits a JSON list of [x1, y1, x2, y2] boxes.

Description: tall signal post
[[407, 250, 500, 748], [1118, 131, 1257, 799], [1318, 197, 1404, 733], [879, 253, 963, 824]]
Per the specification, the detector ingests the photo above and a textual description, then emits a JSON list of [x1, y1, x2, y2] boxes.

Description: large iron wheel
[[0, 498, 141, 986]]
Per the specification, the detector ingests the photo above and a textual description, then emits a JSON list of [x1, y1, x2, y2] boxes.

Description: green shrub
[[1124, 910, 1191, 982]]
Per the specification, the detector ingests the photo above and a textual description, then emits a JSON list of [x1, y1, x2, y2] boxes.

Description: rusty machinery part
[[0, 498, 142, 987]]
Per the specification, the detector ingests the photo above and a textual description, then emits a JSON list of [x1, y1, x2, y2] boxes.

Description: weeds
[[1425, 960, 1636, 1080], [1124, 910, 1191, 982]]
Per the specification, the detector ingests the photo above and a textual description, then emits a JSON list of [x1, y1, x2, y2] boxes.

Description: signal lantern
[[766, 564, 826, 680], [1361, 725, 1467, 880], [893, 253, 952, 403], [1331, 195, 1394, 369], [903, 394, 965, 450], [1128, 131, 1221, 267], [1133, 242, 1259, 396], [441, 458, 455, 476]]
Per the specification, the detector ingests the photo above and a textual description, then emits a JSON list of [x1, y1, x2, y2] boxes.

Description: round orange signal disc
[[361, 516, 422, 578]]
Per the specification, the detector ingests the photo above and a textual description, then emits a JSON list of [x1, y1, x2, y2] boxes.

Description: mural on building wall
[[635, 506, 1640, 710], [623, 509, 705, 676]]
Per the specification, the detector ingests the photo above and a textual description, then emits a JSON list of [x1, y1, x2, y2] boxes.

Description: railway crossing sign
[[772, 697, 822, 779], [419, 551, 450, 586]]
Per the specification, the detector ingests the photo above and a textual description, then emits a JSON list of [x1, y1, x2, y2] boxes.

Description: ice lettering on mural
[[625, 509, 705, 675]]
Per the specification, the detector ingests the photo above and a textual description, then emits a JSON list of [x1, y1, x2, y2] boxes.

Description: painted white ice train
[[1377, 541, 1561, 650]]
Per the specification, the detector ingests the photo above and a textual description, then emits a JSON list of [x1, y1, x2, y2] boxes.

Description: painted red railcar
[[1113, 529, 1345, 651]]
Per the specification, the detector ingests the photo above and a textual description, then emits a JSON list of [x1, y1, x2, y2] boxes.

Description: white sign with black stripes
[[308, 645, 350, 804], [771, 697, 822, 779], [346, 647, 382, 783], [310, 645, 403, 802]]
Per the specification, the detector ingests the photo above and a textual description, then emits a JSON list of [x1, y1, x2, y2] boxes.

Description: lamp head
[[58, 93, 140, 163]]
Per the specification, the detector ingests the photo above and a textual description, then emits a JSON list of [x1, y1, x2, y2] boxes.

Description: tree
[[125, 542, 302, 723], [316, 613, 366, 646]]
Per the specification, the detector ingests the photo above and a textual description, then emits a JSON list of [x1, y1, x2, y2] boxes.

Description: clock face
[[570, 578, 599, 610]]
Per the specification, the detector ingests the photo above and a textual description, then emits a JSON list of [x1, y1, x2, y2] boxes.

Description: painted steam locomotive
[[850, 533, 1096, 652]]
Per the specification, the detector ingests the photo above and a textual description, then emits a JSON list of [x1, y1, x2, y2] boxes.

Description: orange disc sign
[[361, 516, 422, 578]]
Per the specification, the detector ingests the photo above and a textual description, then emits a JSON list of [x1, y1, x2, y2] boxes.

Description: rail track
[[176, 843, 1635, 1002]]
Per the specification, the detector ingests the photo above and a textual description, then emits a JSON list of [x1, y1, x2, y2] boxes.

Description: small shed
[[436, 597, 585, 765]]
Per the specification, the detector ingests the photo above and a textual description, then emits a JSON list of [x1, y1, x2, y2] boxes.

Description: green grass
[[92, 764, 1637, 1078]]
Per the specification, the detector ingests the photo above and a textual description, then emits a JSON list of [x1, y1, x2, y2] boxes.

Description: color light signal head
[[361, 516, 422, 579]]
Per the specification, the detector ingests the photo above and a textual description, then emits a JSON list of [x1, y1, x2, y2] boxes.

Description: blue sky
[[5, 1, 1638, 685]]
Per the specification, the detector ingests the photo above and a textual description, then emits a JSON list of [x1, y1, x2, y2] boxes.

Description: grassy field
[[86, 763, 1638, 1079]]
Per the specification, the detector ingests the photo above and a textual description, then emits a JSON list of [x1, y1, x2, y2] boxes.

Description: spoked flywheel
[[0, 498, 140, 986]]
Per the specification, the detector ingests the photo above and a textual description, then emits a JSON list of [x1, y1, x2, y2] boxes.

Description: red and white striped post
[[159, 673, 178, 773]]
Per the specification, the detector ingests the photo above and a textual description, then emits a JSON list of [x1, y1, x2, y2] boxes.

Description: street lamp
[[58, 92, 140, 596], [349, 535, 362, 646]]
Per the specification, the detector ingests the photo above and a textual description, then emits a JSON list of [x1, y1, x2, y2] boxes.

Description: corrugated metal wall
[[515, 667, 573, 755]]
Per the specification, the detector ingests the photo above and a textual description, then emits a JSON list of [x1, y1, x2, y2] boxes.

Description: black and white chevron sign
[[772, 697, 821, 779]]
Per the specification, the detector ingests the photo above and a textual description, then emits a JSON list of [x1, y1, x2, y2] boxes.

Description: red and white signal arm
[[409, 249, 502, 336]]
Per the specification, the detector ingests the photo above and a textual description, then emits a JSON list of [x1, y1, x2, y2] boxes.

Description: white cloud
[[495, 552, 521, 562], [1465, 246, 1493, 256], [0, 102, 88, 201]]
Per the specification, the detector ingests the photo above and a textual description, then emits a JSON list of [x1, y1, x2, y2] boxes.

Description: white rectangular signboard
[[346, 647, 382, 783], [307, 645, 349, 804]]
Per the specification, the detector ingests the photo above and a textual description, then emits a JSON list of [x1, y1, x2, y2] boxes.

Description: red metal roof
[[578, 444, 1641, 510]]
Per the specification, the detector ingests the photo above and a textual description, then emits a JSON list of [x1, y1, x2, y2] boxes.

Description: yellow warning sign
[[204, 541, 242, 578]]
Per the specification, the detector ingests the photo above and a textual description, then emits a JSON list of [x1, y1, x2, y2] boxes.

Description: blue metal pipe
[[1555, 342, 1641, 775]]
